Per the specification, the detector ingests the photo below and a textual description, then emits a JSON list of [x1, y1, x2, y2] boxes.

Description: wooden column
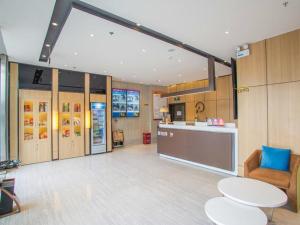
[[84, 73, 90, 155], [106, 76, 112, 152], [52, 69, 59, 160], [9, 63, 18, 160]]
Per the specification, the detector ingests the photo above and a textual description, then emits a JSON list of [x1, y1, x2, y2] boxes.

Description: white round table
[[218, 177, 288, 208], [205, 197, 267, 225]]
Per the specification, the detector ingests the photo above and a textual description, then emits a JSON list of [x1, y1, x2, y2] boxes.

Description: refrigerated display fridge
[[91, 102, 106, 154]]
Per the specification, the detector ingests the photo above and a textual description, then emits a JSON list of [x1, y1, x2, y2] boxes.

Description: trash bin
[[143, 132, 151, 144]]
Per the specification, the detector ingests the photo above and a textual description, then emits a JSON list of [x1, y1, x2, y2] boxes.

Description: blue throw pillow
[[260, 145, 291, 171]]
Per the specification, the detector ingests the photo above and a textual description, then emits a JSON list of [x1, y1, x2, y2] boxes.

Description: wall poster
[[112, 88, 127, 117], [126, 90, 140, 117]]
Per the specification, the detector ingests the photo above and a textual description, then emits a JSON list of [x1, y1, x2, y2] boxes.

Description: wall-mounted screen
[[126, 90, 140, 117], [112, 88, 127, 117]]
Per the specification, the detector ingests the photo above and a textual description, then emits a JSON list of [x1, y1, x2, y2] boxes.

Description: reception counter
[[157, 122, 238, 175]]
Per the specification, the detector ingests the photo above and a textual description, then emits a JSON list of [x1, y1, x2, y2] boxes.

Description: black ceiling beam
[[39, 0, 231, 67]]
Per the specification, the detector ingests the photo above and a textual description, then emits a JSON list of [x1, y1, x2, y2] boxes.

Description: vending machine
[[91, 102, 106, 154]]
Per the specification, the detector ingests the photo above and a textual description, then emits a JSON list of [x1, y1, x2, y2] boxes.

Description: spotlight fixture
[[90, 34, 94, 37], [225, 31, 229, 34], [137, 23, 141, 27], [74, 52, 78, 56], [42, 54, 46, 58], [45, 44, 51, 47], [52, 22, 58, 26]]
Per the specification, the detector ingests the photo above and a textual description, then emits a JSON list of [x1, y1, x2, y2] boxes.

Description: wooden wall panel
[[52, 69, 59, 160], [237, 40, 267, 87], [106, 76, 112, 152], [268, 82, 300, 154], [84, 73, 90, 155], [217, 76, 230, 100], [90, 94, 106, 103], [185, 102, 195, 121], [237, 86, 268, 175], [204, 101, 217, 118], [9, 63, 18, 160], [217, 100, 230, 122], [267, 29, 300, 84]]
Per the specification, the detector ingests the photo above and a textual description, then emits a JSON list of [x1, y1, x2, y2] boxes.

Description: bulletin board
[[153, 93, 167, 120]]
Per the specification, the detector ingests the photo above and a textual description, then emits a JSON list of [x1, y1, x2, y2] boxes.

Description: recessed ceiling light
[[74, 52, 78, 56], [45, 44, 50, 47], [42, 54, 46, 58], [52, 22, 58, 26], [225, 31, 229, 34], [142, 49, 146, 53], [90, 34, 94, 37]]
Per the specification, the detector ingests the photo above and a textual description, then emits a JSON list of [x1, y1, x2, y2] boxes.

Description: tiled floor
[[1, 144, 299, 225]]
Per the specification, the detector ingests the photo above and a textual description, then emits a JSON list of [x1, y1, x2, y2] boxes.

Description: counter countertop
[[159, 123, 237, 134]]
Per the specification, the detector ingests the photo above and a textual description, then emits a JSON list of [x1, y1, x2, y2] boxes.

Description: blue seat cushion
[[260, 145, 291, 171]]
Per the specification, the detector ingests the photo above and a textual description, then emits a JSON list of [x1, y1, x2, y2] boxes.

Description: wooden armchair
[[244, 150, 300, 212]]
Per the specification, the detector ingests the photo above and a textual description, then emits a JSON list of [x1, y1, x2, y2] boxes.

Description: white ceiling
[[1, 0, 300, 85]]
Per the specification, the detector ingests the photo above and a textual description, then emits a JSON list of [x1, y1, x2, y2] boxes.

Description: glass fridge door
[[91, 103, 106, 154]]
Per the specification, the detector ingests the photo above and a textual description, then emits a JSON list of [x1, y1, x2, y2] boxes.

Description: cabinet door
[[59, 92, 84, 159], [59, 93, 73, 159], [19, 90, 52, 165], [72, 94, 85, 158], [237, 40, 267, 87], [238, 86, 268, 174], [267, 29, 300, 84], [36, 98, 52, 163]]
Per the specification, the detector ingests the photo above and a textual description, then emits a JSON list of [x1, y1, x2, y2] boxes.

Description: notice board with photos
[[153, 93, 167, 120]]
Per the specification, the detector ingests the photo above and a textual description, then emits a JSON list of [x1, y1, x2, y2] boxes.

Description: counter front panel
[[158, 128, 235, 172]]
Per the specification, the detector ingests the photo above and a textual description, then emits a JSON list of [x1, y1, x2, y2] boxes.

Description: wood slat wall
[[237, 29, 300, 180], [9, 63, 19, 160]]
